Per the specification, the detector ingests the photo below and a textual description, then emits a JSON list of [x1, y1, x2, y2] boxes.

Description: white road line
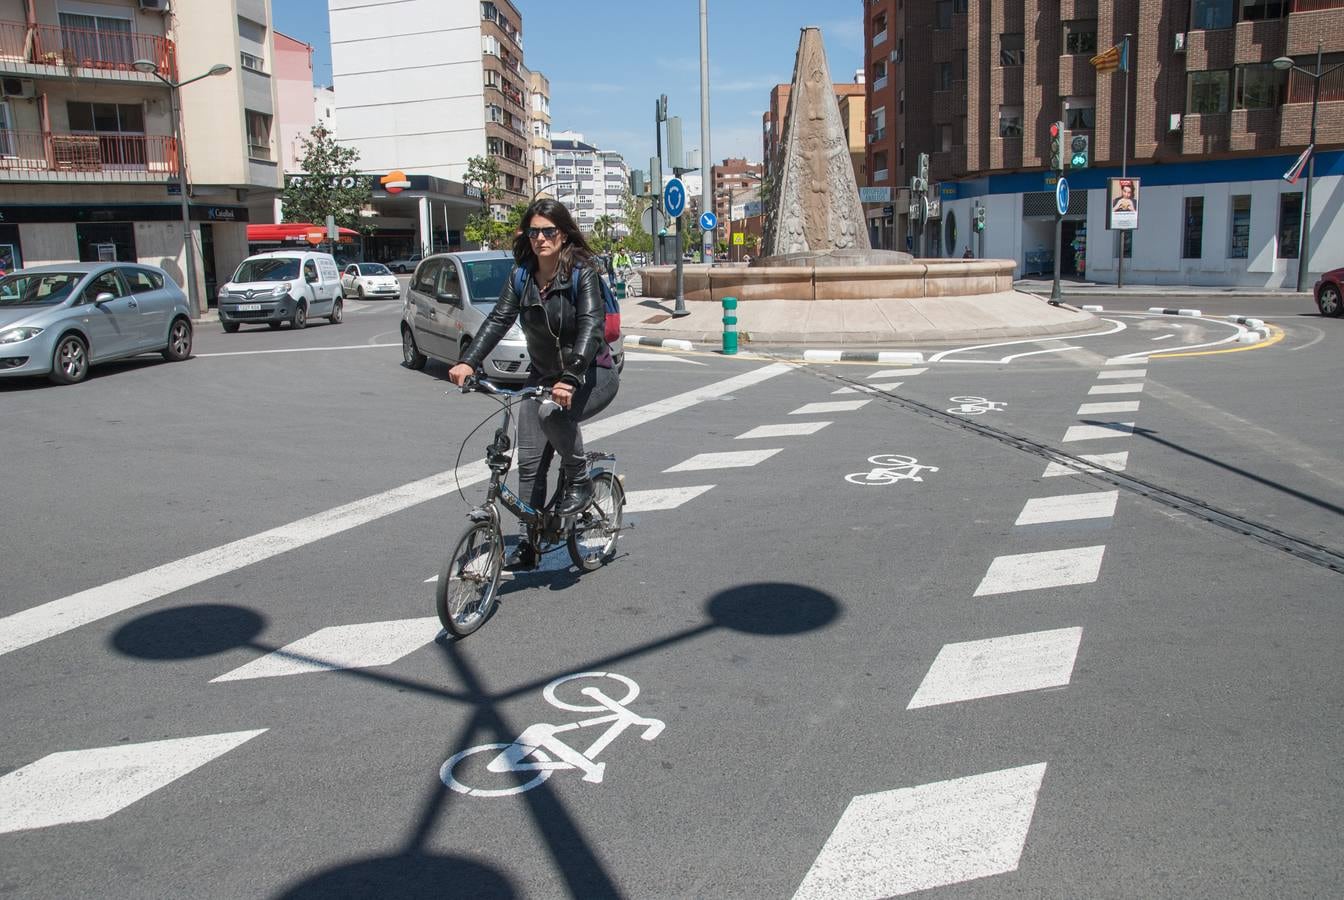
[[211, 618, 440, 682], [1077, 400, 1140, 415], [833, 382, 901, 394], [0, 730, 267, 834], [928, 318, 1126, 363], [974, 546, 1106, 596], [1104, 357, 1136, 365], [622, 485, 716, 511], [1042, 451, 1129, 477], [1015, 491, 1119, 525], [1000, 345, 1083, 362], [736, 422, 831, 439], [0, 362, 794, 657], [1063, 422, 1135, 442], [907, 627, 1083, 709], [789, 399, 872, 415], [793, 763, 1048, 899], [869, 368, 927, 378], [1096, 368, 1147, 379], [1088, 382, 1144, 395], [1151, 334, 1176, 341], [195, 343, 399, 358], [622, 351, 705, 365], [664, 448, 783, 473]]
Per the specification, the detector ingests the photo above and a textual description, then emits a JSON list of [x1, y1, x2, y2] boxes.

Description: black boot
[[504, 540, 537, 571], [555, 475, 593, 516]]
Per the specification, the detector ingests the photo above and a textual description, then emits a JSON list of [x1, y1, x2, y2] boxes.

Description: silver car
[[0, 263, 193, 385]]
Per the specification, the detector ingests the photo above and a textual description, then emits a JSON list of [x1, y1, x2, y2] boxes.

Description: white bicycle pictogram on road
[[845, 454, 940, 486], [947, 396, 1006, 415], [440, 671, 665, 797]]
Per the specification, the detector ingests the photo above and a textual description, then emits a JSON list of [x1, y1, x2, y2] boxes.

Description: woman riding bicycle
[[448, 199, 620, 569]]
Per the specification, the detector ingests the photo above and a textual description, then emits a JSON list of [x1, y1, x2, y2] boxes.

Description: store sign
[[207, 207, 238, 221], [858, 187, 891, 203]]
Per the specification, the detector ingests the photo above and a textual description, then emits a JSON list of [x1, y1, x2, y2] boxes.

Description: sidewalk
[[1013, 277, 1311, 301]]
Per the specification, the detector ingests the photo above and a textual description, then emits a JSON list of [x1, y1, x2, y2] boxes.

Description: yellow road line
[[1148, 323, 1284, 358]]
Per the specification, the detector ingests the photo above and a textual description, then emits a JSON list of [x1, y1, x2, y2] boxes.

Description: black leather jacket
[[461, 263, 605, 388]]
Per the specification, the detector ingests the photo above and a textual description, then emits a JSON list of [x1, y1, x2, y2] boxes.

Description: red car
[[1315, 266, 1343, 317]]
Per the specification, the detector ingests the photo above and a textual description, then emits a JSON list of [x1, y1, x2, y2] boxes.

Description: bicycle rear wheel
[[567, 472, 623, 571], [437, 521, 504, 636]]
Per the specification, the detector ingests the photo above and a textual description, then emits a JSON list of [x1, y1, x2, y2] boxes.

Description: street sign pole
[[664, 177, 689, 317], [1052, 177, 1069, 302]]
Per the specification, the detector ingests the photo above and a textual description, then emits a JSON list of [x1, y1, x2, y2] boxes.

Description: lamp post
[[133, 58, 232, 318], [1273, 43, 1344, 293]]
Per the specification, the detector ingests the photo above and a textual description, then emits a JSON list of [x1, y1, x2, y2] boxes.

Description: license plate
[[238, 303, 262, 311]]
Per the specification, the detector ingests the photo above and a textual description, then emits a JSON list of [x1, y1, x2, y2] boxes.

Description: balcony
[[0, 20, 176, 81], [0, 130, 178, 182]]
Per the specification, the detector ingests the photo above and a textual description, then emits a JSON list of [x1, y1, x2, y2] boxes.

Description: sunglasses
[[527, 226, 560, 241]]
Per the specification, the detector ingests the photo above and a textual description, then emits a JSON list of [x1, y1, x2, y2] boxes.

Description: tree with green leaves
[[463, 155, 516, 249], [589, 214, 616, 252], [281, 126, 373, 232]]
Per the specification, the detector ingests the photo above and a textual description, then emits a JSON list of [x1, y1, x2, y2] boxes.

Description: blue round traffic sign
[[699, 210, 717, 231], [1056, 177, 1069, 217], [664, 177, 687, 219]]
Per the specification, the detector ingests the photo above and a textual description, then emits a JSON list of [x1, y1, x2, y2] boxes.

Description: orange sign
[[305, 230, 325, 245], [380, 170, 411, 194]]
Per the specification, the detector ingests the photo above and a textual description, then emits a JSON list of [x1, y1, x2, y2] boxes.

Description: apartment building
[[710, 157, 764, 225], [528, 68, 551, 198], [550, 131, 629, 236], [863, 0, 1344, 287], [0, 0, 281, 307], [274, 31, 315, 174]]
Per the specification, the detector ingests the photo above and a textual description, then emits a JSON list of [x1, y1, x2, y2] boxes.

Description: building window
[[872, 13, 887, 46], [898, 89, 905, 114], [1000, 33, 1025, 67], [0, 101, 13, 156], [1229, 195, 1250, 259], [953, 0, 968, 12], [1239, 0, 1289, 21], [245, 109, 272, 160], [1234, 64, 1285, 110], [998, 105, 1023, 137], [1191, 0, 1234, 29], [936, 62, 953, 91], [1065, 100, 1096, 130], [1182, 197, 1204, 259], [1063, 21, 1097, 55], [1187, 70, 1231, 114], [1277, 193, 1301, 259], [937, 123, 952, 152], [935, 0, 953, 29], [58, 12, 133, 66]]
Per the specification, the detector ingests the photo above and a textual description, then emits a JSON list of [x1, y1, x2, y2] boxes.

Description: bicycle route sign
[[947, 396, 1007, 416], [845, 454, 939, 486]]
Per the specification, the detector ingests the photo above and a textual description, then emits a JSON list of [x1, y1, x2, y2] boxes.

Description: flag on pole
[[1091, 38, 1129, 74], [1282, 144, 1313, 184]]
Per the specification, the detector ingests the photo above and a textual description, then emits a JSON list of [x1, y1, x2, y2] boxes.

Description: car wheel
[[357, 285, 366, 300], [222, 321, 239, 333], [292, 303, 307, 329], [402, 326, 427, 370], [162, 317, 193, 361], [1318, 283, 1342, 318], [49, 333, 89, 385], [328, 298, 343, 324]]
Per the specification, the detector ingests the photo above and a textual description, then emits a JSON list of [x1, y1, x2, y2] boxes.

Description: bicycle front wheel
[[567, 472, 623, 572], [437, 521, 504, 637]]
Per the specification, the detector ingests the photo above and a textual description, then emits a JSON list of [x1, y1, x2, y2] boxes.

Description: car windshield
[[233, 258, 299, 283], [358, 263, 392, 275], [0, 272, 82, 307], [463, 258, 514, 304]]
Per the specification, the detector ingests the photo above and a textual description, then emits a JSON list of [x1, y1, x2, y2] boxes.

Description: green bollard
[[722, 296, 738, 355], [615, 280, 627, 300]]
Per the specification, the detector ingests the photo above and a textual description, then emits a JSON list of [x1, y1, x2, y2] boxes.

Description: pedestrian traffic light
[[1069, 133, 1089, 169], [973, 206, 986, 233], [1049, 121, 1064, 172]]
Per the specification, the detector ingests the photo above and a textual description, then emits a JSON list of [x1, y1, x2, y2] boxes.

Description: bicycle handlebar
[[459, 376, 548, 401]]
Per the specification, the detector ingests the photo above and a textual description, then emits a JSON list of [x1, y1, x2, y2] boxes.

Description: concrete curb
[[623, 335, 695, 351], [1148, 307, 1203, 317], [801, 349, 925, 363]]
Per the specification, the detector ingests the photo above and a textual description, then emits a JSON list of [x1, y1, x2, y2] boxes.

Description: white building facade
[[551, 132, 630, 237]]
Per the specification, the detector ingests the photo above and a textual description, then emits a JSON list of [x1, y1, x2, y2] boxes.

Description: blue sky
[[273, 1, 865, 172]]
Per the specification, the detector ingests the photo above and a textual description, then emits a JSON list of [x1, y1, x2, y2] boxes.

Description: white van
[[217, 250, 344, 332]]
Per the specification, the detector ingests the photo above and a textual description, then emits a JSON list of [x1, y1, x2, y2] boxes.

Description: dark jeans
[[516, 364, 619, 519]]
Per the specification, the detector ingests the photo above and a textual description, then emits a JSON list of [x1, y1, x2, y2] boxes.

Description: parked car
[[387, 254, 423, 274], [340, 262, 400, 300], [1314, 266, 1342, 317], [217, 250, 343, 332], [0, 263, 193, 386]]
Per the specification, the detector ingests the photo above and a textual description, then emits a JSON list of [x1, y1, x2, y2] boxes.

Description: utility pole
[[654, 94, 667, 265], [698, 0, 713, 265]]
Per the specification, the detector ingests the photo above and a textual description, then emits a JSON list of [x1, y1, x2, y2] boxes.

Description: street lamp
[[1273, 43, 1344, 292], [133, 58, 232, 318]]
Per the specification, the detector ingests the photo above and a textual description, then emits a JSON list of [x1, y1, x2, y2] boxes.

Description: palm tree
[[591, 214, 615, 251]]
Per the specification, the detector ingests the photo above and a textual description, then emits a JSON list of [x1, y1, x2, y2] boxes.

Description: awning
[[247, 223, 360, 243]]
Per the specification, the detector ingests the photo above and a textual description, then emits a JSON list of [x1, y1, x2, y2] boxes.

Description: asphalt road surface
[[2, 294, 1340, 898]]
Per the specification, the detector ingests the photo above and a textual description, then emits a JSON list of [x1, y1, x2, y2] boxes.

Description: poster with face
[[1108, 178, 1139, 230]]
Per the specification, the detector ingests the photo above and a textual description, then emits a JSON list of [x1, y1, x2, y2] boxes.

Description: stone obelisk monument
[[763, 27, 871, 257]]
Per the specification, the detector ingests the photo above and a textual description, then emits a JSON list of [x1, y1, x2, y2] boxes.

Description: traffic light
[[1048, 121, 1064, 172], [917, 152, 929, 187], [973, 206, 986, 233], [1069, 133, 1089, 169]]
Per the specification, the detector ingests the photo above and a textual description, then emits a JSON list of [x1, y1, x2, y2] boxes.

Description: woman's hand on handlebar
[[448, 363, 475, 388], [550, 381, 574, 409]]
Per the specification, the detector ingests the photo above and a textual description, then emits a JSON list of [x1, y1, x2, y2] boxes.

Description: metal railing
[[0, 130, 177, 180], [0, 20, 176, 79]]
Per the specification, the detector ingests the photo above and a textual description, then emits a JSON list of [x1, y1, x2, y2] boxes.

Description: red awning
[[247, 223, 360, 243]]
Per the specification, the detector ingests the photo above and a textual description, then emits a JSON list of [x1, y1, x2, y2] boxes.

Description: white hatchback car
[[340, 262, 400, 300]]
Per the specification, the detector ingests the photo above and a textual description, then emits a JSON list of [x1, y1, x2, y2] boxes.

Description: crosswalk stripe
[[790, 400, 872, 415], [833, 382, 902, 394], [0, 730, 267, 834], [974, 546, 1106, 596], [1015, 491, 1119, 525], [1077, 400, 1140, 415], [1063, 422, 1135, 442], [1042, 451, 1129, 477], [1104, 357, 1139, 365], [793, 763, 1048, 898], [1088, 382, 1144, 395], [869, 368, 927, 378], [622, 485, 716, 511], [211, 618, 440, 682], [907, 627, 1083, 709], [736, 422, 831, 439], [1096, 368, 1146, 379], [664, 448, 783, 472]]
